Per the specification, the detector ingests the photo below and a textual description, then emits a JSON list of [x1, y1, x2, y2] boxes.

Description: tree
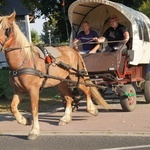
[[139, 0, 150, 18], [22, 0, 75, 43], [111, 0, 147, 9], [31, 29, 40, 44], [22, 0, 150, 43]]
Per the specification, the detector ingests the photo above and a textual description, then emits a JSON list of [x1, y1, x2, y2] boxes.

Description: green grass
[[0, 69, 13, 99], [0, 69, 62, 112]]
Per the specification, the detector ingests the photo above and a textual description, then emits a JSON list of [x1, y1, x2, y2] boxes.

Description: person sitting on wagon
[[73, 21, 100, 54], [95, 15, 130, 53]]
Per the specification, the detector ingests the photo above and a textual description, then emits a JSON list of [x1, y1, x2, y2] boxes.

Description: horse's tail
[[77, 52, 111, 109], [85, 78, 111, 109]]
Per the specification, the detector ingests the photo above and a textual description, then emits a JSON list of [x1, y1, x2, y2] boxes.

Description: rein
[[75, 39, 125, 46], [4, 46, 31, 52], [6, 44, 93, 89], [9, 68, 101, 88]]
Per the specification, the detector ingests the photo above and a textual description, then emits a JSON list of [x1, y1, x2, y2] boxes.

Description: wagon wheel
[[120, 84, 136, 112], [144, 81, 150, 103]]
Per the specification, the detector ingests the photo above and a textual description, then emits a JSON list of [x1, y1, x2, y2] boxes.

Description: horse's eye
[[0, 19, 3, 30], [5, 28, 11, 37]]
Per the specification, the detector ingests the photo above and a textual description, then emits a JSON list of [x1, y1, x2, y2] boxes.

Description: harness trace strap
[[9, 67, 100, 88]]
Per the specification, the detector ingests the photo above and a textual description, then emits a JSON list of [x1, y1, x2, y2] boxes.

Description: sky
[[30, 17, 46, 35]]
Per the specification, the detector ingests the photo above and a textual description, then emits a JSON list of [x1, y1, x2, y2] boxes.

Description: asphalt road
[[1, 135, 150, 150]]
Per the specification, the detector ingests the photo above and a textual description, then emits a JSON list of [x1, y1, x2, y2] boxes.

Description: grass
[[0, 87, 63, 113], [0, 69, 63, 112], [0, 86, 63, 113]]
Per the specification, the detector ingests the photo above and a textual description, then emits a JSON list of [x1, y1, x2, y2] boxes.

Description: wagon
[[68, 0, 150, 111]]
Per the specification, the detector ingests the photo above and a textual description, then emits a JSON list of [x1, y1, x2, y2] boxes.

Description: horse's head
[[0, 11, 35, 59], [0, 11, 16, 51]]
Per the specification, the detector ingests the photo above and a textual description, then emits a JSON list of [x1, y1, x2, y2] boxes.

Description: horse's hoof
[[58, 118, 72, 126], [94, 109, 98, 116], [26, 118, 32, 126], [27, 134, 38, 140], [58, 120, 67, 126], [89, 109, 98, 116], [72, 106, 78, 112]]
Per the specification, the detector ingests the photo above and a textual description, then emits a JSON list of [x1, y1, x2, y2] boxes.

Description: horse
[[0, 11, 111, 140]]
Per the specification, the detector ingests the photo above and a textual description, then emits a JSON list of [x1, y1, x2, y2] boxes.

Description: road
[[1, 90, 150, 149], [1, 135, 150, 150]]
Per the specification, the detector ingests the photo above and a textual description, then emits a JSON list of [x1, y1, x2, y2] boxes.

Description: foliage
[[139, 0, 150, 17], [0, 69, 13, 100], [40, 20, 59, 44], [110, 0, 148, 10], [31, 29, 40, 44], [22, 0, 74, 43], [21, 0, 150, 43]]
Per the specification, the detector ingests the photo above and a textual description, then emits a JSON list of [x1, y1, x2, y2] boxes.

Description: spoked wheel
[[144, 80, 150, 103], [120, 84, 136, 112]]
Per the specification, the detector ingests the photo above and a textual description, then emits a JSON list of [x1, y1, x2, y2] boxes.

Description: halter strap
[[4, 46, 31, 52], [3, 36, 13, 48], [0, 34, 13, 52]]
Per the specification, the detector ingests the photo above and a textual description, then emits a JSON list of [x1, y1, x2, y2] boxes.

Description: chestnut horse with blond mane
[[0, 12, 110, 140]]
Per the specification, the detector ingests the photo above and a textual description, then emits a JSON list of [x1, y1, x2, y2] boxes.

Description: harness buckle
[[10, 70, 18, 76]]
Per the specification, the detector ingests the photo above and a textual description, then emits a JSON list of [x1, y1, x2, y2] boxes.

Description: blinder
[[5, 28, 11, 37]]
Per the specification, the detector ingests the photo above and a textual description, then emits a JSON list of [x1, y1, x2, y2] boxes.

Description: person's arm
[[88, 31, 100, 53], [73, 38, 79, 51], [93, 37, 106, 43], [89, 36, 106, 53], [89, 44, 100, 53], [123, 31, 130, 44]]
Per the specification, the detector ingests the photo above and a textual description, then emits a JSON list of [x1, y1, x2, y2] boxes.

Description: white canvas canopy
[[68, 0, 150, 65]]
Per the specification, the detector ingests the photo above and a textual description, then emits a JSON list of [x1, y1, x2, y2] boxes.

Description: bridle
[[0, 25, 34, 70], [0, 26, 31, 53], [0, 26, 14, 52]]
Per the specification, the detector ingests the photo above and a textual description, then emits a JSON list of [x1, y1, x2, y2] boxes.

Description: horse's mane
[[2, 16, 37, 57]]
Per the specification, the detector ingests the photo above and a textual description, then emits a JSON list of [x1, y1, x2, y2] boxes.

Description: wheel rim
[[120, 84, 136, 112]]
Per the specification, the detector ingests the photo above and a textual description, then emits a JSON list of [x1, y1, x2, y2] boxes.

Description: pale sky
[[30, 17, 46, 35]]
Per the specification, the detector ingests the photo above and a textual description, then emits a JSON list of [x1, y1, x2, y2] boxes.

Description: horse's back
[[56, 46, 79, 63], [57, 46, 76, 54]]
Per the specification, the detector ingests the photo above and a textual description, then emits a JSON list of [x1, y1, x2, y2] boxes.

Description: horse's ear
[[8, 11, 16, 23]]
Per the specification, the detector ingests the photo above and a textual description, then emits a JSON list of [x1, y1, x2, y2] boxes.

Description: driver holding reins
[[94, 15, 130, 53]]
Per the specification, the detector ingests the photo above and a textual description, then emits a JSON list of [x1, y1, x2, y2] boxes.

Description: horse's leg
[[10, 90, 32, 126], [27, 89, 40, 140], [57, 81, 73, 126], [78, 84, 98, 116]]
